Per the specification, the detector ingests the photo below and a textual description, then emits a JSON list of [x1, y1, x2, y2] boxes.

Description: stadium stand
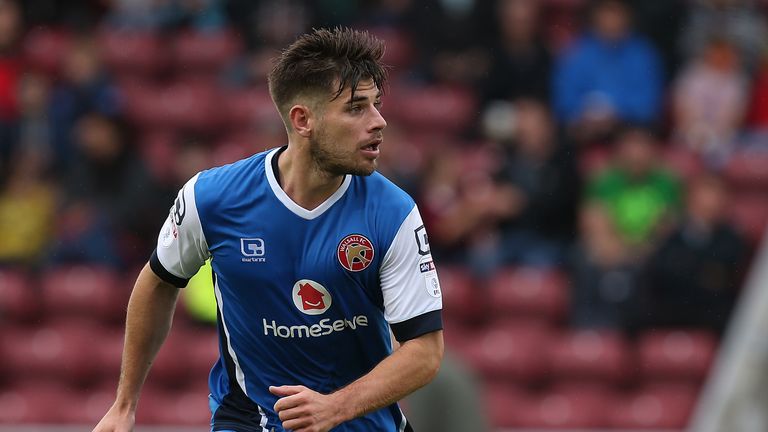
[[0, 0, 765, 431]]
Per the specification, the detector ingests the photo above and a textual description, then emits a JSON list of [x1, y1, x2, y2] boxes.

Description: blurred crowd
[[0, 0, 766, 337]]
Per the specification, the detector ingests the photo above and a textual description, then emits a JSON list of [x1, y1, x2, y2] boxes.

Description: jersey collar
[[265, 147, 351, 220]]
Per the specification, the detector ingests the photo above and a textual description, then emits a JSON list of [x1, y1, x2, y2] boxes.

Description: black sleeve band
[[391, 309, 443, 342], [150, 249, 190, 288]]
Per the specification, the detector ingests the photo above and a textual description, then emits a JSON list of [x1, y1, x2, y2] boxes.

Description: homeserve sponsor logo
[[263, 315, 369, 339]]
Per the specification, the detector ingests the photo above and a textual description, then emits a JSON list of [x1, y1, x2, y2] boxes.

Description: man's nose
[[370, 107, 387, 131]]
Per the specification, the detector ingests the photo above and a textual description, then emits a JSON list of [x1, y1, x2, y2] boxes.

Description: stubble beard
[[309, 131, 377, 177]]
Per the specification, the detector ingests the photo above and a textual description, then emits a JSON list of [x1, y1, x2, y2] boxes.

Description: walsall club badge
[[338, 234, 375, 272]]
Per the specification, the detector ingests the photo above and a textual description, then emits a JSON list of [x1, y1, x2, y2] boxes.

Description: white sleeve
[[151, 174, 210, 287], [379, 205, 443, 326]]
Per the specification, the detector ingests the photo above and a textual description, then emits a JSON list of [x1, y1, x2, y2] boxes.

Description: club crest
[[338, 234, 375, 272]]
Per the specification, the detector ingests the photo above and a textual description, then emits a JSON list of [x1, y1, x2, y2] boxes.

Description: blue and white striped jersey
[[150, 147, 443, 432]]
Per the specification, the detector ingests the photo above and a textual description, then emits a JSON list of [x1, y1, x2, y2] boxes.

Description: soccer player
[[93, 27, 444, 432]]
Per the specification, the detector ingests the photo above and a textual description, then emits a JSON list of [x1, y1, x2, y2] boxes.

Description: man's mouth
[[361, 138, 382, 153]]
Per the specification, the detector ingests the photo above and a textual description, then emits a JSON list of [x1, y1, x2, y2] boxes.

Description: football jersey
[[150, 147, 443, 432]]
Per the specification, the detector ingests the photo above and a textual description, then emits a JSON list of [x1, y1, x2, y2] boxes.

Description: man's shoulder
[[358, 171, 415, 211], [193, 150, 270, 205], [198, 151, 267, 184]]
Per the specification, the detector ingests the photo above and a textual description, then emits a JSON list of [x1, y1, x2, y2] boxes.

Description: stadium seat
[[98, 29, 168, 77], [482, 383, 528, 428], [0, 381, 77, 424], [547, 329, 633, 384], [388, 85, 477, 134], [147, 328, 195, 388], [0, 269, 39, 321], [22, 27, 71, 74], [171, 29, 241, 75], [723, 150, 768, 189], [95, 326, 126, 382], [214, 130, 284, 167], [637, 329, 718, 383], [158, 80, 223, 133], [512, 385, 611, 428], [578, 146, 610, 177], [663, 146, 704, 180], [40, 265, 127, 323], [222, 86, 283, 130], [458, 321, 550, 384], [728, 192, 768, 245], [183, 326, 220, 376], [2, 320, 105, 386], [366, 27, 414, 70], [81, 381, 119, 424], [609, 384, 698, 429], [137, 130, 178, 184], [137, 385, 211, 426], [437, 265, 485, 325], [122, 79, 223, 133], [487, 266, 568, 323]]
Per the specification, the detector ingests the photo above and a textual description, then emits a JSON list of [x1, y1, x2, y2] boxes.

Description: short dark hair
[[268, 27, 388, 122]]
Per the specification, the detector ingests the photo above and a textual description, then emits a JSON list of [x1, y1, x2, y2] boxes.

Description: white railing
[[689, 230, 768, 432]]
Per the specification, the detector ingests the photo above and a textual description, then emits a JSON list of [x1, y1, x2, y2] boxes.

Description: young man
[[93, 28, 444, 432]]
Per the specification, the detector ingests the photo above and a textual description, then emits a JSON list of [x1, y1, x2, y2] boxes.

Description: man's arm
[[271, 329, 444, 432], [93, 263, 181, 432]]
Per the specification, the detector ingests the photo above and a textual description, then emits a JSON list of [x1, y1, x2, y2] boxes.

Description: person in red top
[[0, 0, 22, 180]]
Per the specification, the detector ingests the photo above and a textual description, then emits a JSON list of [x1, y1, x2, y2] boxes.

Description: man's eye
[[374, 101, 383, 110], [350, 105, 363, 113]]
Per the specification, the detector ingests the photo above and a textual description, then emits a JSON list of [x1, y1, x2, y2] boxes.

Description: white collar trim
[[265, 147, 351, 220]]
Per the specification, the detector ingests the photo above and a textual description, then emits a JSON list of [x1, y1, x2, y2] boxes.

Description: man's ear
[[288, 105, 313, 138]]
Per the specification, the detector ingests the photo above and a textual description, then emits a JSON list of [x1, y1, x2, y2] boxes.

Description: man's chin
[[349, 166, 376, 177]]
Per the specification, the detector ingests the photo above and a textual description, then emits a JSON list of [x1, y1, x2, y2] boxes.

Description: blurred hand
[[495, 184, 527, 218], [92, 402, 135, 432], [270, 385, 343, 432]]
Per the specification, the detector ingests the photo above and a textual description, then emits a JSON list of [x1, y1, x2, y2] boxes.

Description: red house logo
[[292, 279, 332, 315]]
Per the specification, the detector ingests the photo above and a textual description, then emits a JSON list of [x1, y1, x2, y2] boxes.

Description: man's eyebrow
[[347, 91, 383, 104]]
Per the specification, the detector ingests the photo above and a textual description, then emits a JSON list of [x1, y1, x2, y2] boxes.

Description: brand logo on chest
[[337, 234, 375, 272], [292, 279, 332, 315], [240, 238, 266, 263]]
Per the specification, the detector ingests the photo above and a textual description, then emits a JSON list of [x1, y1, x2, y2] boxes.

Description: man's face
[[309, 78, 386, 177], [593, 2, 630, 42]]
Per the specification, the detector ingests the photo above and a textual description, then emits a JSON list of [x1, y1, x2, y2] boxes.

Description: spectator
[[51, 113, 161, 268], [50, 36, 121, 174], [16, 72, 53, 169], [482, 0, 552, 104], [745, 55, 768, 133], [404, 352, 490, 432], [486, 98, 580, 268], [586, 126, 682, 254], [418, 145, 507, 268], [552, 0, 663, 143], [643, 173, 747, 332], [569, 203, 642, 331], [223, 0, 310, 87], [106, 0, 226, 31], [672, 36, 749, 163], [679, 0, 767, 74], [0, 0, 21, 182], [0, 147, 56, 267], [625, 0, 688, 78], [408, 0, 493, 85]]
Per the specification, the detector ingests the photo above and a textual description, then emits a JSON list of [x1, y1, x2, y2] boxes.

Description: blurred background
[[0, 0, 767, 430]]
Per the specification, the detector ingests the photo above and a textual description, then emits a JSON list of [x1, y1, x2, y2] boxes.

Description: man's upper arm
[[379, 205, 443, 342], [150, 174, 210, 288]]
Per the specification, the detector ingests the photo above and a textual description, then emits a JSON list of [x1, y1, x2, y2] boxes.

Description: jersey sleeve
[[379, 205, 443, 342], [150, 173, 210, 287]]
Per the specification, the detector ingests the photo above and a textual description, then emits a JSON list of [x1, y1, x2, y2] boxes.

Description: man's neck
[[276, 143, 345, 211]]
